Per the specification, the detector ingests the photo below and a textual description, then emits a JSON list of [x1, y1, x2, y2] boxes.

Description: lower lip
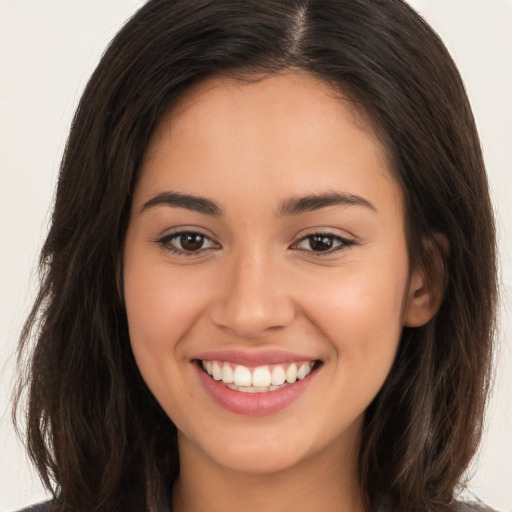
[[195, 364, 317, 416]]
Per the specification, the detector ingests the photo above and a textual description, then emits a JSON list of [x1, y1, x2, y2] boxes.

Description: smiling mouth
[[198, 360, 321, 393]]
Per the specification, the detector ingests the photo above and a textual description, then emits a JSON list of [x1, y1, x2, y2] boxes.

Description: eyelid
[[290, 230, 357, 255], [152, 226, 356, 257], [154, 228, 221, 255]]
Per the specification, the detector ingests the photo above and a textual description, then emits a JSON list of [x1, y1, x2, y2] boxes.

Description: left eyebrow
[[140, 191, 222, 216], [278, 192, 377, 216]]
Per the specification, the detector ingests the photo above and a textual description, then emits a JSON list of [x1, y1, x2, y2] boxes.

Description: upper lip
[[193, 349, 319, 367]]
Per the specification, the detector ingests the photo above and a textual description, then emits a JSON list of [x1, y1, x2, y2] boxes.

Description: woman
[[14, 0, 497, 511]]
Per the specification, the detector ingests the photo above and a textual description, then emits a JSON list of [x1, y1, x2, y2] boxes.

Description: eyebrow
[[278, 192, 377, 216], [141, 191, 222, 216], [140, 190, 376, 217]]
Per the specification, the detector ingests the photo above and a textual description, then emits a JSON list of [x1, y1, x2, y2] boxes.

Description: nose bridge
[[209, 242, 295, 337]]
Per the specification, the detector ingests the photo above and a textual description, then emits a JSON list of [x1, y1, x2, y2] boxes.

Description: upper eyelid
[[156, 227, 216, 241], [296, 230, 351, 239], [293, 233, 354, 245], [293, 229, 356, 244], [155, 230, 220, 256], [154, 228, 356, 249], [159, 231, 217, 244]]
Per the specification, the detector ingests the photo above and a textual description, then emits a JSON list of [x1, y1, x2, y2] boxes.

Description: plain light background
[[1, 1, 511, 511]]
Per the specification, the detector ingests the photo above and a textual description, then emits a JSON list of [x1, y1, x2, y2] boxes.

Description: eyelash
[[155, 230, 356, 257], [155, 231, 219, 256], [292, 233, 356, 255]]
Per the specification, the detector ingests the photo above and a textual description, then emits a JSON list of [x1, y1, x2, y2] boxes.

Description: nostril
[[209, 295, 296, 338]]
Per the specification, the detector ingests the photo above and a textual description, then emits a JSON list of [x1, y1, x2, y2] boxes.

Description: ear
[[403, 234, 448, 327]]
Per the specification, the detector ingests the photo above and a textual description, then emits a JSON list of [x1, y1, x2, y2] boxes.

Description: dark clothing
[[18, 499, 498, 512]]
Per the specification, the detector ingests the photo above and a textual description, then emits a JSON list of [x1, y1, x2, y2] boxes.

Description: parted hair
[[15, 1, 497, 511]]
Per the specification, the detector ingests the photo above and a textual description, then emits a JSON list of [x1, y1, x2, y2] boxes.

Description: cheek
[[123, 263, 209, 425], [303, 264, 408, 426], [299, 254, 409, 369], [124, 261, 207, 348], [122, 254, 211, 408]]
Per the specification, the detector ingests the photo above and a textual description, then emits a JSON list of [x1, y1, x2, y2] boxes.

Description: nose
[[209, 247, 296, 339]]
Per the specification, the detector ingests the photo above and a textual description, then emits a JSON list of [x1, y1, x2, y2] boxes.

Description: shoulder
[[16, 501, 54, 512]]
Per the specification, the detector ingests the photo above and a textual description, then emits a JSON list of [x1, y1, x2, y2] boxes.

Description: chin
[[178, 413, 361, 478], [207, 441, 310, 475]]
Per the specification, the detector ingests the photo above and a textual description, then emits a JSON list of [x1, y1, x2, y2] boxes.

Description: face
[[123, 72, 424, 477]]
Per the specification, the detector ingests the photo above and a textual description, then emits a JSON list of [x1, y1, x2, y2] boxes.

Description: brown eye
[[309, 235, 335, 252], [179, 233, 206, 251], [294, 233, 355, 254], [157, 231, 218, 254]]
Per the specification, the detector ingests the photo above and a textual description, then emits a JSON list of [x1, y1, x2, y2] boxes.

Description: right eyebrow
[[278, 191, 377, 216], [140, 191, 222, 216]]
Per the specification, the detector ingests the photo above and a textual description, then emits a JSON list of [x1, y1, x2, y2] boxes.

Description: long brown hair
[[15, 1, 497, 511]]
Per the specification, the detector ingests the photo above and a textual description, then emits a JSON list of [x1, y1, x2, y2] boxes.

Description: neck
[[172, 432, 366, 512]]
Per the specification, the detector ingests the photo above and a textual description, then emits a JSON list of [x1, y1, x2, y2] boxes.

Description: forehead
[[145, 71, 386, 165], [136, 72, 401, 223]]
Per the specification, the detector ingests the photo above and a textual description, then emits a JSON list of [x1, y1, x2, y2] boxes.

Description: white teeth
[[212, 361, 222, 380], [252, 366, 271, 387], [238, 386, 268, 393], [233, 365, 252, 387], [202, 360, 316, 391], [297, 362, 310, 380], [271, 365, 286, 386], [286, 363, 297, 383], [221, 364, 234, 383]]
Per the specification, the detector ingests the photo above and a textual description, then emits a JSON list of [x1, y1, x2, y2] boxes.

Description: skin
[[123, 72, 437, 512]]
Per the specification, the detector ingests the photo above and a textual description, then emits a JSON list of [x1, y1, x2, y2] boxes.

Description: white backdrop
[[1, 1, 510, 511]]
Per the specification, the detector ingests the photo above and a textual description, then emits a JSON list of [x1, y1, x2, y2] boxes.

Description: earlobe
[[403, 270, 438, 327], [403, 234, 448, 327]]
